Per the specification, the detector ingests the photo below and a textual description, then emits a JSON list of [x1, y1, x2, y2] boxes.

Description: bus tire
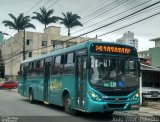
[[29, 89, 34, 103], [64, 94, 77, 115]]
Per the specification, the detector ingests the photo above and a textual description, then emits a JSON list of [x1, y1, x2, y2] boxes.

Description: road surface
[[0, 89, 139, 122]]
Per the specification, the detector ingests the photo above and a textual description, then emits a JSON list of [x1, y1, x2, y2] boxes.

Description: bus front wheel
[[64, 94, 77, 115], [29, 89, 34, 103]]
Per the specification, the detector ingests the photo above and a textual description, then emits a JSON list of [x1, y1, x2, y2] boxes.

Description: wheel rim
[[65, 96, 71, 113]]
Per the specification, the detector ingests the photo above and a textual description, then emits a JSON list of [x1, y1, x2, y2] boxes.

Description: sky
[[1, 0, 160, 51]]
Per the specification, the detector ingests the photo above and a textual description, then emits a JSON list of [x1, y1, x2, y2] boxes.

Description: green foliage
[[58, 12, 83, 36], [2, 13, 35, 32], [32, 7, 59, 29]]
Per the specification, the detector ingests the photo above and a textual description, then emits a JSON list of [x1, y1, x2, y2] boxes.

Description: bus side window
[[23, 63, 29, 79], [28, 62, 32, 77], [64, 53, 74, 74], [51, 55, 64, 75], [19, 64, 23, 76], [40, 59, 45, 76], [60, 55, 64, 74], [40, 60, 44, 69], [51, 57, 55, 75], [28, 62, 36, 77], [82, 58, 87, 80]]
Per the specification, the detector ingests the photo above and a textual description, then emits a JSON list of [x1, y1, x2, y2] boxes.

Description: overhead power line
[[7, 0, 160, 53], [2, 52, 22, 62], [25, 0, 44, 15], [61, 0, 160, 42], [98, 12, 160, 37], [3, 0, 160, 61], [47, 0, 60, 9], [70, 0, 152, 35], [49, 0, 155, 44]]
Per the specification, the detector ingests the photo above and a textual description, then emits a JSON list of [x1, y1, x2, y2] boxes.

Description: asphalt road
[[0, 89, 135, 122]]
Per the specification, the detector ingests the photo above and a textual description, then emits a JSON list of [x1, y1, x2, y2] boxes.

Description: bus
[[18, 41, 140, 115]]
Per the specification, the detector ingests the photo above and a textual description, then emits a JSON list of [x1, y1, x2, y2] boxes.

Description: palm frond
[[59, 12, 83, 35], [2, 13, 35, 32], [2, 20, 16, 29], [32, 7, 57, 28]]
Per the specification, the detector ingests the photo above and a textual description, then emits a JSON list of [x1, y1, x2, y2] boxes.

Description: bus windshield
[[90, 56, 139, 89]]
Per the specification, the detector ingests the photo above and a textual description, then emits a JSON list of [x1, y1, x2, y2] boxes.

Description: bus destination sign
[[90, 43, 134, 55], [95, 45, 131, 54]]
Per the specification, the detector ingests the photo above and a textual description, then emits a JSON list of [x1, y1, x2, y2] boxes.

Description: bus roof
[[21, 40, 137, 64]]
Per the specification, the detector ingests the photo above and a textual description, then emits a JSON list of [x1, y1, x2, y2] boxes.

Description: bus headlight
[[88, 90, 102, 101], [132, 92, 140, 101]]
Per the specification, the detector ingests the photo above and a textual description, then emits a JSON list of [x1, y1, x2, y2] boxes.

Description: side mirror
[[17, 71, 20, 75]]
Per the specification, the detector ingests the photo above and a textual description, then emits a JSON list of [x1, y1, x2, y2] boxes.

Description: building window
[[42, 41, 48, 47], [52, 40, 62, 50], [26, 39, 33, 45], [29, 52, 32, 57], [26, 52, 32, 58]]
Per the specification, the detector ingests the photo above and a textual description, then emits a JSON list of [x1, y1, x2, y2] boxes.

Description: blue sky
[[1, 0, 160, 51]]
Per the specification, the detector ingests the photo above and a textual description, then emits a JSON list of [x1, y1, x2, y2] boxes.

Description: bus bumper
[[86, 98, 140, 113]]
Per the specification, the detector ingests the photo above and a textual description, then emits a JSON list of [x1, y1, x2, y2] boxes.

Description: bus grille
[[100, 91, 133, 96], [104, 98, 128, 101], [108, 103, 126, 108]]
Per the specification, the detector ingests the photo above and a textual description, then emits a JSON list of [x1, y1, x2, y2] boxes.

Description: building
[[141, 63, 160, 88], [0, 26, 101, 80], [138, 50, 149, 59], [137, 37, 160, 67], [116, 31, 138, 49], [149, 37, 160, 68], [138, 50, 151, 65]]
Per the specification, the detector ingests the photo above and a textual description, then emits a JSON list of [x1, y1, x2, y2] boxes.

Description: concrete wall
[[155, 40, 160, 47], [149, 47, 160, 67]]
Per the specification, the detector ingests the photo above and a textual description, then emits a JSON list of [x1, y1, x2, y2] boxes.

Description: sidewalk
[[124, 105, 160, 117]]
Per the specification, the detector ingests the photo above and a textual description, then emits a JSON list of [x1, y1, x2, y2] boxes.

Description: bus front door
[[44, 62, 51, 102], [76, 55, 87, 110]]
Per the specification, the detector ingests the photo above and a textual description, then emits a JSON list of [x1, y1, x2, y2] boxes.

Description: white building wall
[[1, 26, 101, 80], [116, 31, 138, 49]]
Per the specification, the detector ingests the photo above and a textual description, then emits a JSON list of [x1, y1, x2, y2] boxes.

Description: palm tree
[[59, 12, 83, 36], [2, 13, 35, 60], [3, 13, 35, 32], [32, 7, 58, 29]]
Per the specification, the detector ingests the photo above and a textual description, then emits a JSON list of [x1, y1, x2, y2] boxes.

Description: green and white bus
[[18, 41, 140, 115]]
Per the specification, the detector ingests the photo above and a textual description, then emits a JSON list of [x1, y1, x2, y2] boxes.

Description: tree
[[2, 13, 35, 32], [59, 12, 83, 36], [2, 13, 35, 60], [32, 7, 59, 29]]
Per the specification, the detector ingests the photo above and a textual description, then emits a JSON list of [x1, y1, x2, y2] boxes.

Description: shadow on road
[[76, 112, 113, 122], [20, 99, 114, 121]]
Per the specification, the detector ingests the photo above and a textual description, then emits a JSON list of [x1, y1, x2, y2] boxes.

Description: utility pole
[[23, 29, 26, 60]]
